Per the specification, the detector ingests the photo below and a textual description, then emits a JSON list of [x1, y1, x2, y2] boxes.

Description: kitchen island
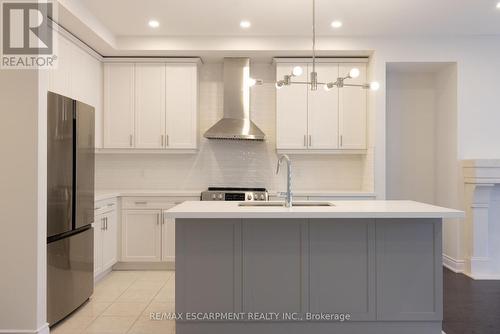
[[164, 200, 463, 334]]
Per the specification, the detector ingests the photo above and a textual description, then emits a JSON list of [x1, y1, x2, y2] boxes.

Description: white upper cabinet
[[48, 34, 72, 97], [276, 60, 367, 152], [104, 63, 135, 148], [308, 64, 339, 149], [103, 61, 199, 151], [165, 64, 198, 149], [339, 63, 367, 149], [276, 63, 308, 149], [49, 31, 104, 148], [135, 64, 166, 149]]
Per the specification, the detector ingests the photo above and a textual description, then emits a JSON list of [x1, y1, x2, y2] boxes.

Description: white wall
[[386, 63, 462, 267], [95, 63, 372, 192], [386, 71, 437, 203], [0, 69, 48, 333]]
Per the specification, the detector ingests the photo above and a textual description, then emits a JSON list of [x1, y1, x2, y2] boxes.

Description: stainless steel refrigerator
[[46, 92, 95, 326]]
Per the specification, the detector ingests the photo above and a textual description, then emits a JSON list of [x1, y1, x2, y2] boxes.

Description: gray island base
[[166, 201, 464, 334]]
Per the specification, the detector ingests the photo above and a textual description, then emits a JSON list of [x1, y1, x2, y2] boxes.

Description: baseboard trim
[[113, 261, 175, 270], [0, 323, 49, 334], [94, 266, 113, 283], [462, 271, 500, 280], [442, 254, 465, 273]]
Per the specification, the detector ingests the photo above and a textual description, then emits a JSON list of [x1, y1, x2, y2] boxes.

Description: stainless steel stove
[[201, 187, 269, 201]]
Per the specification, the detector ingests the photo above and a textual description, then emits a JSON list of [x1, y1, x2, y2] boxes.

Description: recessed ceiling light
[[240, 20, 251, 28], [497, 2, 500, 9], [148, 20, 160, 28], [331, 20, 343, 28]]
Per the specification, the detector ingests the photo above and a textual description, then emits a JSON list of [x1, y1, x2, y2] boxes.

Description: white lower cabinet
[[121, 208, 176, 263], [162, 217, 176, 262], [94, 199, 118, 278], [119, 197, 195, 263], [121, 210, 162, 262]]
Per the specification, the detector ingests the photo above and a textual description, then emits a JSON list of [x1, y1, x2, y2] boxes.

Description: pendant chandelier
[[275, 0, 380, 92]]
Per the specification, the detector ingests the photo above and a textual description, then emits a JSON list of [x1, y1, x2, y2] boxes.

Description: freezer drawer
[[47, 227, 94, 326]]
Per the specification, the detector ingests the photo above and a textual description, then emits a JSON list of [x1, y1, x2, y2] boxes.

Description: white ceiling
[[79, 0, 500, 37]]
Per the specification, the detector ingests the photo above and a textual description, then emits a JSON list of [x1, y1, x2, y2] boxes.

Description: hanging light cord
[[312, 0, 316, 74]]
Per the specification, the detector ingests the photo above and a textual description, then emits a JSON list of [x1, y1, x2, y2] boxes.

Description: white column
[[464, 183, 494, 277], [462, 160, 500, 280]]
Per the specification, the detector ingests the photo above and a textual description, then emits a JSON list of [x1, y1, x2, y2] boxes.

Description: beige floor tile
[[84, 315, 136, 333], [138, 302, 176, 321], [154, 281, 175, 302], [75, 301, 111, 319], [128, 279, 165, 290], [50, 314, 95, 334], [102, 302, 148, 317], [91, 287, 126, 303], [116, 287, 161, 303], [127, 319, 175, 334], [136, 271, 173, 282]]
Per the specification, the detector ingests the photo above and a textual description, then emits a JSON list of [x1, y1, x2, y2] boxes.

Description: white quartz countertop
[[95, 190, 376, 202], [164, 200, 464, 219], [95, 190, 202, 201]]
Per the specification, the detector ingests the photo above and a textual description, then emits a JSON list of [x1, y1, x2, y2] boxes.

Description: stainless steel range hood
[[204, 58, 265, 141]]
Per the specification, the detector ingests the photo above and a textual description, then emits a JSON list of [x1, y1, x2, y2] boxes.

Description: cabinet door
[[135, 64, 166, 149], [162, 217, 175, 262], [339, 63, 367, 149], [309, 220, 376, 320], [48, 32, 72, 97], [93, 214, 103, 277], [242, 220, 307, 314], [165, 64, 198, 149], [104, 63, 135, 148], [276, 64, 308, 149], [121, 210, 162, 262], [308, 63, 339, 149], [102, 210, 117, 270]]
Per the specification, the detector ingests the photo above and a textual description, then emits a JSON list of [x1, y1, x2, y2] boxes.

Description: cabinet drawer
[[121, 196, 198, 209]]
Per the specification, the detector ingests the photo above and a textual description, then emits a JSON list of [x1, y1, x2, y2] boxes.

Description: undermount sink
[[239, 201, 335, 207]]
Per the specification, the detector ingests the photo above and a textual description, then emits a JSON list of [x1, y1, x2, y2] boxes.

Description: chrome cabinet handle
[[129, 134, 133, 147], [166, 134, 169, 147], [161, 134, 164, 147], [340, 135, 343, 147], [134, 201, 147, 205], [309, 135, 312, 147], [104, 217, 108, 230]]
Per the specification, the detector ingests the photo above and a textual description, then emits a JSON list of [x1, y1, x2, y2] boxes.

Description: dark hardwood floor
[[443, 268, 500, 334]]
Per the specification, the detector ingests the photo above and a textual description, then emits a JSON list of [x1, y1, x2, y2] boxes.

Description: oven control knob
[[260, 194, 265, 200], [247, 194, 252, 200], [218, 194, 223, 200], [211, 194, 216, 200]]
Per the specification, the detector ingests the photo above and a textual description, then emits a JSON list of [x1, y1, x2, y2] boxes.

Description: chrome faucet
[[276, 154, 292, 207]]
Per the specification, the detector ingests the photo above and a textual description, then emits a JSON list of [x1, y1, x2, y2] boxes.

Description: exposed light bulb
[[248, 78, 257, 87], [240, 20, 251, 28], [349, 68, 360, 79], [292, 66, 303, 77], [331, 20, 343, 28], [324, 84, 332, 91], [148, 20, 160, 28], [369, 81, 380, 91], [276, 81, 284, 89]]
